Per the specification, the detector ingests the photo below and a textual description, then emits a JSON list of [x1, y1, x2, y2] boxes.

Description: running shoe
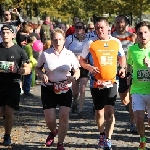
[[104, 139, 112, 150], [57, 142, 65, 150], [138, 142, 146, 150], [98, 134, 106, 149], [3, 135, 11, 146], [46, 129, 58, 147]]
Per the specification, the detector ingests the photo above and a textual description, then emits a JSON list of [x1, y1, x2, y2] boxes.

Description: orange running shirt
[[81, 36, 125, 88]]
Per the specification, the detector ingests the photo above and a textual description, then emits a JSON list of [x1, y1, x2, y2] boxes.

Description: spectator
[[66, 17, 79, 37]]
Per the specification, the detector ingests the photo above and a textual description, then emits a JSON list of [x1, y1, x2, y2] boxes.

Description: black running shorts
[[90, 83, 117, 110], [118, 76, 130, 93], [41, 85, 72, 110], [0, 82, 21, 109]]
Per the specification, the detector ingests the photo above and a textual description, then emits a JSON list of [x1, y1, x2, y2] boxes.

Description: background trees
[[0, 0, 150, 24]]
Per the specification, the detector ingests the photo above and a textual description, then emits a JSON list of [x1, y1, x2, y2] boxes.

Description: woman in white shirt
[[35, 28, 80, 150], [65, 21, 89, 118]]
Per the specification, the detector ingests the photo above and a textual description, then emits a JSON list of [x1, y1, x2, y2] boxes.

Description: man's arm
[[118, 55, 126, 68]]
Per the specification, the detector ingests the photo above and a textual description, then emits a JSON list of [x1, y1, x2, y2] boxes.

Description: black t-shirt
[[0, 43, 29, 83]]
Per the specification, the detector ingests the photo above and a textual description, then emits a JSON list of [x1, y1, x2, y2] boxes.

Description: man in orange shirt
[[80, 17, 126, 150]]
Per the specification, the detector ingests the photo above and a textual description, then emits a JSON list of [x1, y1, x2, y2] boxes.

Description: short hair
[[75, 21, 85, 29], [116, 15, 129, 23], [51, 28, 65, 40], [95, 17, 109, 25], [135, 21, 150, 33]]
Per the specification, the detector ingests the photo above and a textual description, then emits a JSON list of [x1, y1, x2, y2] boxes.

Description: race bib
[[54, 82, 69, 94], [97, 80, 113, 89], [0, 61, 14, 73], [137, 69, 150, 82]]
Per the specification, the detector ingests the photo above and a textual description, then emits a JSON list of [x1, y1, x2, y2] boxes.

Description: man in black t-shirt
[[0, 24, 30, 146]]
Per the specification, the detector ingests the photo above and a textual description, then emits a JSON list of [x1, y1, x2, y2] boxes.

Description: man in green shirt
[[127, 21, 150, 150]]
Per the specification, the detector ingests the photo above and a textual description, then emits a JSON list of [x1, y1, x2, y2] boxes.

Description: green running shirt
[[127, 44, 150, 94]]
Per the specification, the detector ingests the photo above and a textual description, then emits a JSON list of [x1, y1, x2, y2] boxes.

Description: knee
[[4, 106, 14, 117], [95, 110, 104, 119], [59, 113, 69, 124]]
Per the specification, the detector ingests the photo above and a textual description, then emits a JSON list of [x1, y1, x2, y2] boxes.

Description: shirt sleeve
[[81, 40, 93, 59], [37, 52, 45, 67], [64, 35, 72, 49], [117, 40, 125, 57], [70, 53, 80, 70], [127, 46, 132, 65]]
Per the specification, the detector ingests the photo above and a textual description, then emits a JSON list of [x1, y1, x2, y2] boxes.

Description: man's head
[[1, 24, 15, 43], [73, 17, 79, 25], [3, 11, 11, 22], [45, 16, 50, 23], [115, 15, 128, 33], [135, 22, 150, 45], [88, 22, 95, 32], [58, 23, 66, 32], [95, 17, 109, 39]]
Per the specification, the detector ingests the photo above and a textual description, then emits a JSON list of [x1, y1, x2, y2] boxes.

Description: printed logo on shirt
[[104, 43, 108, 47]]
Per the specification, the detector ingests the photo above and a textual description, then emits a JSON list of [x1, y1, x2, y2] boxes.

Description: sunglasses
[[75, 26, 83, 29], [4, 14, 10, 16], [89, 28, 95, 30]]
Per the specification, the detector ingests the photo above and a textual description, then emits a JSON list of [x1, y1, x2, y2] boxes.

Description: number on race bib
[[54, 82, 69, 94]]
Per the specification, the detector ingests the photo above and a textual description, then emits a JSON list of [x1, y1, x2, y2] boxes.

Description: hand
[[89, 66, 100, 75], [118, 68, 126, 78], [66, 76, 76, 84], [42, 74, 48, 83], [12, 8, 18, 14], [143, 56, 150, 67]]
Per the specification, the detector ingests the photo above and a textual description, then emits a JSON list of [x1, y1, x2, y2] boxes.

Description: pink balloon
[[32, 40, 43, 52]]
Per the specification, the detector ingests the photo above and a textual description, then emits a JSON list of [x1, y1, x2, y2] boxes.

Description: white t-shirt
[[37, 47, 79, 84], [64, 34, 89, 55]]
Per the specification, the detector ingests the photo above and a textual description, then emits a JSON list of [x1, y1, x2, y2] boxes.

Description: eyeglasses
[[75, 26, 83, 29], [4, 14, 10, 16]]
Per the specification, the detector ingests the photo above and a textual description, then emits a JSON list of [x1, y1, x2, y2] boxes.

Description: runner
[[80, 17, 126, 150], [112, 15, 137, 133], [127, 21, 150, 150], [0, 24, 30, 146], [35, 28, 80, 150], [65, 21, 89, 118]]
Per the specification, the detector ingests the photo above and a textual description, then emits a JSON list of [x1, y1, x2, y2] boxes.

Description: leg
[[78, 77, 88, 113], [71, 80, 79, 113], [104, 105, 115, 139], [44, 108, 57, 133], [120, 87, 136, 132], [23, 71, 32, 94], [119, 89, 130, 105], [58, 106, 70, 143], [72, 80, 79, 103], [0, 106, 5, 117], [134, 110, 145, 137], [4, 105, 14, 135], [132, 94, 145, 137], [95, 108, 105, 133]]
